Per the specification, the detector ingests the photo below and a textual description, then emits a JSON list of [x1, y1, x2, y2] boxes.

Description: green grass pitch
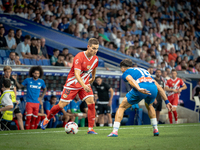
[[0, 123, 200, 150]]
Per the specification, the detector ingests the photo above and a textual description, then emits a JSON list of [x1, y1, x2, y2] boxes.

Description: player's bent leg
[[15, 113, 24, 130], [108, 97, 131, 137], [41, 101, 70, 130], [85, 96, 97, 134], [145, 103, 159, 136]]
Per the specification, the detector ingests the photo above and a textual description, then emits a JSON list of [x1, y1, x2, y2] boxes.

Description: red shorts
[[60, 87, 93, 102], [26, 102, 40, 117], [168, 94, 179, 107]]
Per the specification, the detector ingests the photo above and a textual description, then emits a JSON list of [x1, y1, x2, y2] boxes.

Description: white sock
[[45, 117, 50, 121], [88, 127, 93, 131], [100, 124, 104, 127], [150, 118, 158, 130], [108, 123, 112, 127], [113, 121, 120, 132]]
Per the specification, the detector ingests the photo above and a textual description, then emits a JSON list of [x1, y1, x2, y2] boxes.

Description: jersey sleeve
[[22, 78, 28, 86], [122, 72, 130, 82], [73, 53, 82, 71], [41, 80, 46, 89], [180, 79, 185, 86]]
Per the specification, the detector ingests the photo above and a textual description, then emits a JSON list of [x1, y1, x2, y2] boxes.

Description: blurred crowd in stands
[[0, 0, 200, 73]]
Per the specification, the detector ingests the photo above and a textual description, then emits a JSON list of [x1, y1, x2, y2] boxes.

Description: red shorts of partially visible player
[[26, 102, 40, 117], [60, 87, 94, 102], [168, 94, 179, 107]]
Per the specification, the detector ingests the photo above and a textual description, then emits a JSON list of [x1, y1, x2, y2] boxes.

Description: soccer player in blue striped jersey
[[108, 59, 172, 137]]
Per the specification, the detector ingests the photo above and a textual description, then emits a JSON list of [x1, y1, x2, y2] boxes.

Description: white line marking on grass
[[0, 124, 199, 136]]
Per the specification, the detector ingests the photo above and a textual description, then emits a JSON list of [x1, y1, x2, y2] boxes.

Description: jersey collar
[[84, 51, 93, 61], [171, 77, 177, 81]]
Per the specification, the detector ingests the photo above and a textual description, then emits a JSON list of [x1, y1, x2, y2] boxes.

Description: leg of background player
[[85, 96, 97, 134], [145, 103, 159, 136], [25, 103, 33, 130], [16, 113, 24, 130], [107, 113, 112, 127], [110, 97, 131, 134], [99, 114, 104, 127], [156, 111, 160, 123], [172, 107, 178, 124]]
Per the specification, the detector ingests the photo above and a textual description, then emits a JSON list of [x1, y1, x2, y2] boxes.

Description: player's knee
[[85, 96, 95, 105], [16, 113, 22, 118], [58, 101, 69, 109], [172, 107, 176, 111]]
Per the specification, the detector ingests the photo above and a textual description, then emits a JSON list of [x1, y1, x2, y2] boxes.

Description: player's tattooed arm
[[75, 69, 91, 92], [126, 75, 150, 95]]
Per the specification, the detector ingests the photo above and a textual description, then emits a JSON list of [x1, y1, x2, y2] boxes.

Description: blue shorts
[[126, 82, 158, 106]]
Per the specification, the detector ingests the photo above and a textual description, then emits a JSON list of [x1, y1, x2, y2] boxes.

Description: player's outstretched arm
[[154, 81, 172, 111], [126, 75, 151, 95], [74, 69, 91, 92]]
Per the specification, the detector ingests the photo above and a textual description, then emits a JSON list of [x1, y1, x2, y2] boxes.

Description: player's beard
[[33, 76, 39, 80]]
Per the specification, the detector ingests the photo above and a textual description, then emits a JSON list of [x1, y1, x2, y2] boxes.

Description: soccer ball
[[65, 122, 78, 134]]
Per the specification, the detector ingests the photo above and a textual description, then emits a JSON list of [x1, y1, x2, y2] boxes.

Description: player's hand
[[173, 89, 178, 93], [38, 97, 43, 103], [166, 103, 173, 112], [53, 117, 56, 122], [83, 113, 87, 118], [83, 84, 91, 92], [138, 88, 151, 95], [154, 99, 157, 105], [89, 78, 94, 85], [74, 113, 78, 117], [108, 101, 112, 106], [12, 74, 17, 80], [177, 89, 182, 93]]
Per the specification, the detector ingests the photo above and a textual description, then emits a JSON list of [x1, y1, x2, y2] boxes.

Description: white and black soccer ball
[[65, 122, 78, 134]]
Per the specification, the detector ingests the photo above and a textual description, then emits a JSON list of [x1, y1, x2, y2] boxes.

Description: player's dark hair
[[120, 59, 133, 68], [50, 95, 57, 100], [3, 78, 11, 88], [88, 38, 99, 46], [171, 69, 177, 72], [29, 66, 44, 78], [95, 76, 102, 79]]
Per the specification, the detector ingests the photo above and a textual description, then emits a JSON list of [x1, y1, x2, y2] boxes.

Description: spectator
[[166, 38, 175, 52], [187, 65, 198, 74], [30, 37, 38, 56], [15, 35, 36, 59], [3, 51, 16, 65], [62, 48, 69, 58], [51, 20, 59, 30], [15, 53, 22, 65], [66, 55, 74, 67], [40, 38, 49, 59], [15, 29, 23, 45], [192, 79, 200, 99], [37, 38, 45, 59], [55, 54, 66, 66], [93, 76, 113, 127], [4, 29, 17, 49], [42, 15, 52, 27], [50, 49, 59, 65], [168, 48, 177, 62], [58, 17, 69, 31], [135, 15, 143, 30], [0, 26, 8, 48]]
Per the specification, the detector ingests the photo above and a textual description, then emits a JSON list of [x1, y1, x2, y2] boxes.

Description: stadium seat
[[5, 50, 11, 57], [19, 58, 24, 64], [23, 59, 31, 65], [36, 59, 42, 65], [0, 50, 6, 57], [42, 59, 51, 66], [30, 59, 37, 65], [0, 57, 2, 64]]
